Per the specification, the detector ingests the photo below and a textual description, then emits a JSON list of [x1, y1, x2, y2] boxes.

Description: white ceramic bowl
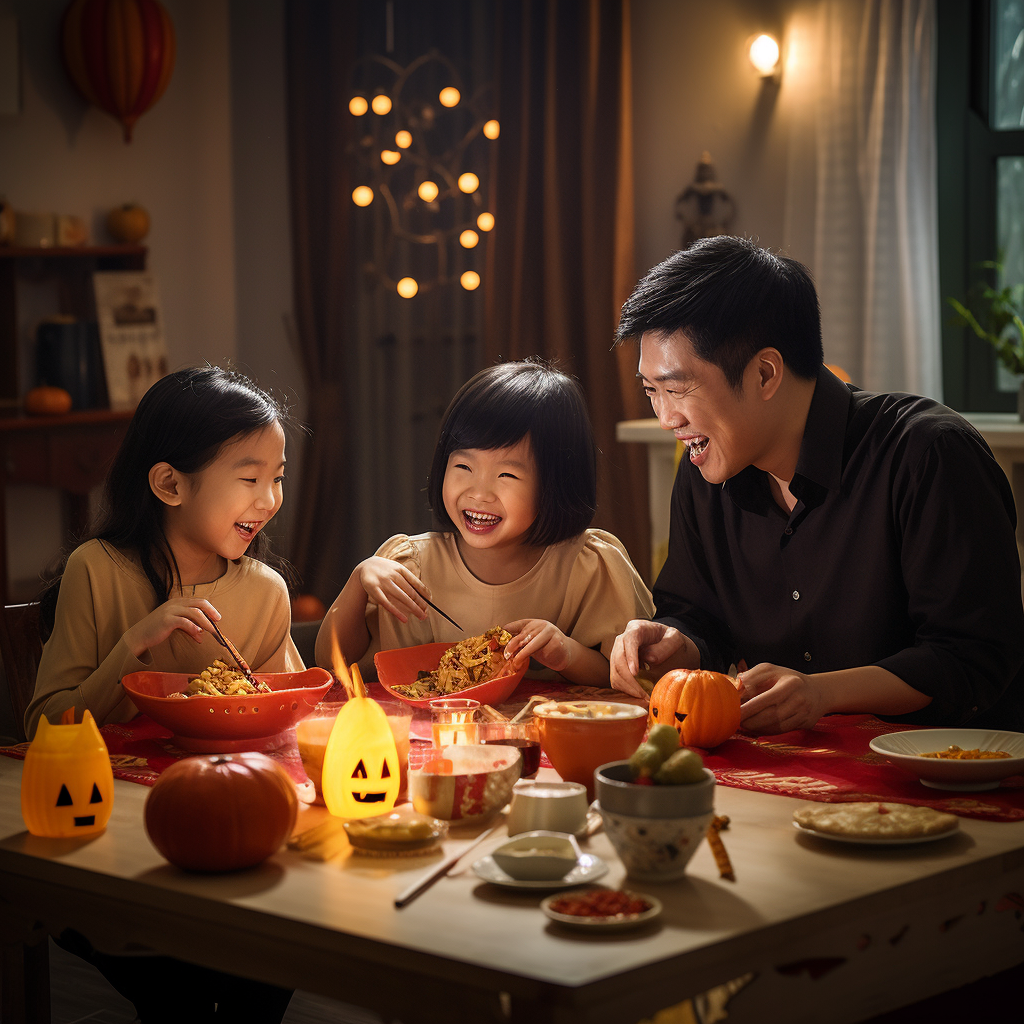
[[868, 729, 1024, 791], [597, 805, 713, 881], [595, 761, 716, 817], [490, 831, 581, 881]]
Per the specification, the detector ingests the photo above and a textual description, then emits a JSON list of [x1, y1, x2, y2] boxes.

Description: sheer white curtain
[[788, 0, 942, 399]]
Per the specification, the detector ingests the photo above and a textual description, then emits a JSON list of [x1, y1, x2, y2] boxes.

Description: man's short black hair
[[427, 359, 597, 546], [615, 236, 823, 388]]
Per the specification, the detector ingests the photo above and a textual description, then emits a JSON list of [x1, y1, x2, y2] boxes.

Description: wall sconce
[[748, 33, 781, 79]]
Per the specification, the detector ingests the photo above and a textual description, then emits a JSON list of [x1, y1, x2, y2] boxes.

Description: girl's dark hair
[[615, 235, 823, 388], [40, 366, 287, 636], [426, 358, 597, 546]]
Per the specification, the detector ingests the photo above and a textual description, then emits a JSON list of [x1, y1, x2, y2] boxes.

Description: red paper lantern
[[61, 0, 176, 143]]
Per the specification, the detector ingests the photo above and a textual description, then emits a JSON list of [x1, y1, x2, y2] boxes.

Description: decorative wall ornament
[[675, 152, 736, 249], [61, 0, 176, 143]]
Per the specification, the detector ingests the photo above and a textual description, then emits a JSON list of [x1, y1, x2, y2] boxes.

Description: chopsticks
[[420, 595, 463, 632], [394, 823, 499, 908], [209, 621, 254, 681]]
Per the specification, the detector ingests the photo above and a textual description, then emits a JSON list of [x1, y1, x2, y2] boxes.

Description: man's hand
[[737, 663, 827, 734], [610, 620, 693, 698]]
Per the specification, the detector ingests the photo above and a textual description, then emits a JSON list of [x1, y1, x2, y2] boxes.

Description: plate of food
[[868, 729, 1024, 791], [540, 889, 662, 930], [473, 852, 609, 890], [121, 664, 333, 751], [374, 628, 528, 710], [792, 802, 960, 845]]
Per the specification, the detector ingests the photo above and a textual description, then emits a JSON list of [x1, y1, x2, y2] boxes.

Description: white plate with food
[[540, 890, 662, 931], [793, 821, 959, 846], [869, 729, 1024, 791], [472, 852, 608, 890], [792, 801, 959, 845]]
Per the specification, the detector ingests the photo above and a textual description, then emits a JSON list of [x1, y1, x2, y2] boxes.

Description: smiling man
[[609, 236, 1024, 734]]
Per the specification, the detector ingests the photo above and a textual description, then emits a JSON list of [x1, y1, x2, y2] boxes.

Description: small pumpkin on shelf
[[24, 386, 73, 416], [648, 669, 742, 749]]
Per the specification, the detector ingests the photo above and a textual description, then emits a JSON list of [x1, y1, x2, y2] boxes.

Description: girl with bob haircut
[[27, 365, 303, 738], [317, 358, 652, 686]]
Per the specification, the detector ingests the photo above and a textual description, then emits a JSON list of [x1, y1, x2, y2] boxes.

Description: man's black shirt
[[653, 365, 1024, 729]]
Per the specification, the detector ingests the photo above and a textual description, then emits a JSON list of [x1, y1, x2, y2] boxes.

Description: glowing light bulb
[[397, 277, 418, 298], [483, 120, 500, 140], [460, 271, 481, 291], [748, 34, 780, 76], [395, 130, 412, 148], [458, 172, 479, 194], [418, 181, 439, 202], [352, 186, 374, 207], [439, 87, 461, 107], [371, 94, 392, 115], [476, 212, 495, 232], [349, 96, 369, 116], [459, 230, 479, 248], [381, 150, 401, 165]]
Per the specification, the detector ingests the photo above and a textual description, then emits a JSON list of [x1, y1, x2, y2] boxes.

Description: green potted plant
[[948, 260, 1024, 420]]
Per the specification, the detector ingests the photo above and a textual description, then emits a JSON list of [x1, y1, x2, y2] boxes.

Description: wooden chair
[[0, 602, 43, 743]]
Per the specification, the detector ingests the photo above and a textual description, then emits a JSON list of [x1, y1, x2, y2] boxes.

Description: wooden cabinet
[[0, 245, 147, 406]]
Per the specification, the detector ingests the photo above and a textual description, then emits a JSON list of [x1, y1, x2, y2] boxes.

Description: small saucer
[[472, 852, 608, 890]]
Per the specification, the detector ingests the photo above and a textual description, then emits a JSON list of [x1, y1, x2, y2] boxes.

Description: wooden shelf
[[0, 244, 147, 260]]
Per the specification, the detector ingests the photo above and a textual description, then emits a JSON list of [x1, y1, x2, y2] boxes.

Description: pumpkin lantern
[[648, 669, 742, 749], [61, 0, 176, 143], [21, 709, 114, 838], [322, 649, 400, 819]]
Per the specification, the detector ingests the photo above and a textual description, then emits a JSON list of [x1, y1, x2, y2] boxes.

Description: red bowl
[[121, 668, 333, 752], [374, 642, 527, 710]]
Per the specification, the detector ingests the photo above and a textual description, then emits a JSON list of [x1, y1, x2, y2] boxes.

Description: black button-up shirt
[[653, 365, 1024, 729]]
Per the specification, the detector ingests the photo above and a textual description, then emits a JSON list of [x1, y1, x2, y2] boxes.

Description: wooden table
[[3, 757, 1023, 1024]]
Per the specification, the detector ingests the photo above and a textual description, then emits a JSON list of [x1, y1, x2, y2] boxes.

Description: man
[[609, 236, 1024, 734]]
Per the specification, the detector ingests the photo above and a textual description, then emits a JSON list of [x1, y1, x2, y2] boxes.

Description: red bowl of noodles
[[375, 641, 527, 710]]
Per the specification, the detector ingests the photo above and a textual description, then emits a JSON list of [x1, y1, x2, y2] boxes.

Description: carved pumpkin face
[[21, 711, 114, 837], [648, 670, 741, 750], [321, 697, 400, 818]]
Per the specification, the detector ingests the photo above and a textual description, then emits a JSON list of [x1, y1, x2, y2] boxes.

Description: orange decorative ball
[[24, 386, 73, 415], [291, 593, 326, 622], [106, 203, 150, 243], [648, 669, 741, 749]]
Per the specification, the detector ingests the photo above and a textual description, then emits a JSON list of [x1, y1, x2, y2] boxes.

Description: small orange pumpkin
[[24, 386, 73, 415], [648, 669, 741, 749]]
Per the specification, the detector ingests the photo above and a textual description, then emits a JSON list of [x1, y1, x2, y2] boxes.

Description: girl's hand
[[123, 598, 221, 659], [736, 663, 825, 735], [357, 557, 429, 624], [503, 619, 572, 673]]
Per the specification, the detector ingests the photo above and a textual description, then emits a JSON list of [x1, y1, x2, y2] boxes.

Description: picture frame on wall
[[92, 270, 169, 410]]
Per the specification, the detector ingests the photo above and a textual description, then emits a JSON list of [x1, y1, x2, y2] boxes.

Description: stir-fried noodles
[[392, 627, 514, 699], [166, 659, 272, 698]]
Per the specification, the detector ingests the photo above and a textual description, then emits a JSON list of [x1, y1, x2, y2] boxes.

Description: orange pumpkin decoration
[[24, 386, 73, 415], [648, 669, 741, 749], [291, 593, 326, 623], [61, 0, 176, 143], [144, 752, 297, 872]]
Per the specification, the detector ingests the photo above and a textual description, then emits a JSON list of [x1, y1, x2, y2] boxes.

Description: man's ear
[[755, 348, 784, 400], [149, 463, 184, 506]]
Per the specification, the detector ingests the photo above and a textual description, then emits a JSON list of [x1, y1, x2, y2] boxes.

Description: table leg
[[1, 938, 51, 1024]]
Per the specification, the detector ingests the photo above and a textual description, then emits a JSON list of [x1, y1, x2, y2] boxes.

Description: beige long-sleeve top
[[353, 529, 654, 680], [25, 539, 303, 737]]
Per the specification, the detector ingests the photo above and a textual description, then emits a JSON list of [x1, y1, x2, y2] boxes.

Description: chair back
[[0, 603, 43, 742]]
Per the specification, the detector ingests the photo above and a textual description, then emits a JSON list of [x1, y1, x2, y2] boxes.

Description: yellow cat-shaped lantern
[[21, 709, 114, 837]]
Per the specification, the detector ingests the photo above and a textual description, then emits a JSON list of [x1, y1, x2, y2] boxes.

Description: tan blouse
[[354, 530, 654, 680], [25, 539, 303, 736]]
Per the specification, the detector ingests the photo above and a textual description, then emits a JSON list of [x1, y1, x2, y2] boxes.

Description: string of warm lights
[[348, 50, 497, 297]]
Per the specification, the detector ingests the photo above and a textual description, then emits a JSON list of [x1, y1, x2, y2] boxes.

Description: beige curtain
[[486, 0, 650, 579]]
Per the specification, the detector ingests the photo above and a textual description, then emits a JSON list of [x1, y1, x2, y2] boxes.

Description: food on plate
[[919, 745, 1011, 760], [793, 801, 958, 839], [170, 659, 272, 697], [535, 700, 642, 720], [392, 627, 514, 698], [626, 728, 706, 786], [547, 889, 652, 919], [342, 809, 447, 852]]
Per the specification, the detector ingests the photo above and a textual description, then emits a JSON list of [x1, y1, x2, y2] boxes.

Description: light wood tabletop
[[2, 755, 1023, 1024]]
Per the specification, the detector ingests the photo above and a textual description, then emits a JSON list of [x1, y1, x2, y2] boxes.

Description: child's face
[[442, 436, 539, 554], [172, 421, 286, 564]]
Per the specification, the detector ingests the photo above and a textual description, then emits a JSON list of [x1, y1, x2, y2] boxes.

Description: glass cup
[[429, 697, 480, 747], [296, 699, 413, 805], [477, 719, 542, 778]]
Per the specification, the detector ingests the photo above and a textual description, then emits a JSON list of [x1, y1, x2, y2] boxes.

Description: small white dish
[[540, 891, 662, 931], [472, 852, 608, 890], [869, 729, 1024, 791], [491, 831, 581, 881], [792, 820, 959, 846]]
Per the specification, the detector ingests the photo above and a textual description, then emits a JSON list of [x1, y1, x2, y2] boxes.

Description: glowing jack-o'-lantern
[[21, 709, 114, 837], [648, 669, 741, 749], [322, 650, 400, 819]]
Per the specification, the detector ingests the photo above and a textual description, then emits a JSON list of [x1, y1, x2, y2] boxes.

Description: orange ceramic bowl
[[534, 700, 648, 799], [121, 668, 332, 752], [374, 642, 527, 710]]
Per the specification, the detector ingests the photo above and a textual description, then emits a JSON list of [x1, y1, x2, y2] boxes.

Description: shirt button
[[784, 527, 793, 535], [804, 652, 812, 662], [792, 590, 800, 600]]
